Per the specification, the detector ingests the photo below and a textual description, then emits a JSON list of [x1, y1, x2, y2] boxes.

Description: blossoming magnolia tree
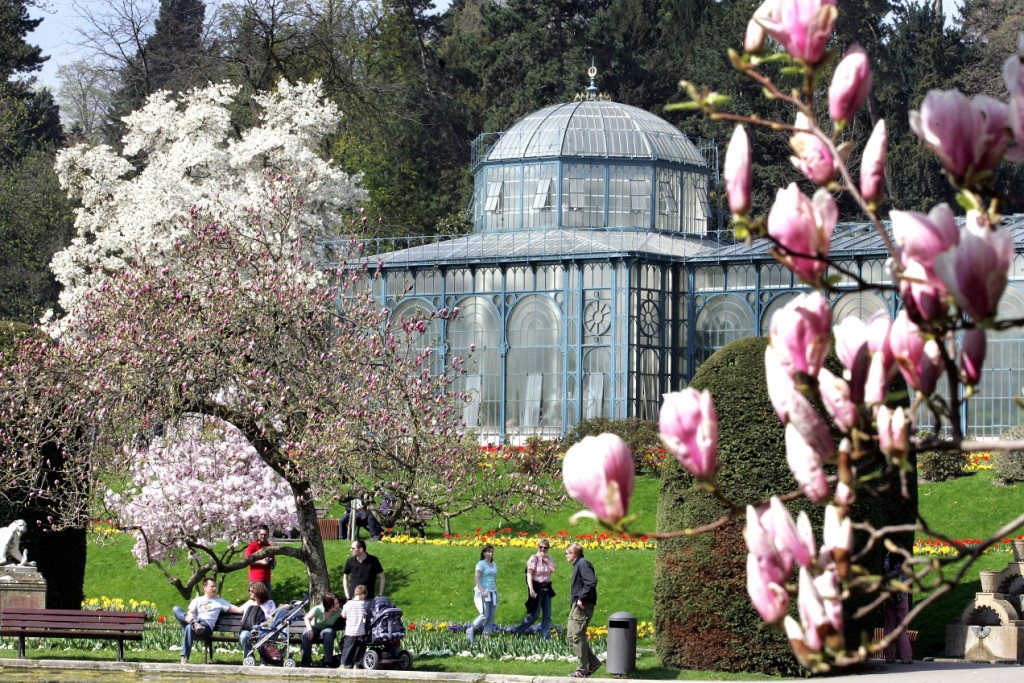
[[50, 79, 366, 320], [562, 1, 1024, 672], [104, 415, 298, 600]]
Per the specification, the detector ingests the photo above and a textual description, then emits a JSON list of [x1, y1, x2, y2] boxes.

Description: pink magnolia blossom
[[785, 398, 833, 503], [1005, 38, 1024, 156], [960, 328, 987, 387], [790, 114, 837, 185], [745, 0, 780, 53], [767, 185, 837, 285], [888, 310, 943, 395], [659, 388, 719, 480], [745, 504, 789, 582], [759, 496, 816, 570], [860, 119, 887, 202], [833, 316, 870, 404], [909, 90, 1013, 185], [933, 212, 1015, 323], [725, 125, 753, 216], [765, 345, 799, 422], [768, 291, 832, 379], [876, 406, 909, 462], [756, 0, 838, 65], [562, 433, 634, 523], [797, 567, 827, 651], [829, 44, 872, 124], [747, 552, 790, 623], [818, 368, 858, 433], [892, 204, 959, 321], [822, 505, 852, 561], [813, 564, 844, 634]]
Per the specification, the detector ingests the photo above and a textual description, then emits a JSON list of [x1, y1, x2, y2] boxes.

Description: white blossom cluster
[[52, 80, 366, 317]]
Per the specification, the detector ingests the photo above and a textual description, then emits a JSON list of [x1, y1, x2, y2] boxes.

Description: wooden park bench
[[0, 607, 146, 661], [200, 611, 305, 664]]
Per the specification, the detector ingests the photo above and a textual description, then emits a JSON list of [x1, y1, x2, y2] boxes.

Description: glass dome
[[485, 100, 706, 166]]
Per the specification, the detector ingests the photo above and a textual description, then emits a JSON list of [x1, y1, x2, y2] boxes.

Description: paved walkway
[[1, 657, 1021, 681]]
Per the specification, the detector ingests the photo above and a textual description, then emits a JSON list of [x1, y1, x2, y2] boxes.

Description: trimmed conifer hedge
[[654, 336, 915, 675]]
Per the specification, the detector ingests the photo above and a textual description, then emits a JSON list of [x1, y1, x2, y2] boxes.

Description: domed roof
[[485, 99, 706, 166]]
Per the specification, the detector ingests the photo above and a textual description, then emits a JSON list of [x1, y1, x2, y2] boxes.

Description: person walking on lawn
[[566, 542, 600, 678], [511, 538, 556, 638]]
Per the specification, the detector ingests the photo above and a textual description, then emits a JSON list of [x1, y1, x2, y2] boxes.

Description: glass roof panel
[[485, 100, 704, 165]]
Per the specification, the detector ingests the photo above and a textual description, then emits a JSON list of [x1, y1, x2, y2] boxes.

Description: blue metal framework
[[326, 92, 1024, 441]]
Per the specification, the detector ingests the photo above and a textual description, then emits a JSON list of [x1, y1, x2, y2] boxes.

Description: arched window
[[695, 294, 754, 364], [507, 296, 563, 432], [448, 297, 502, 430]]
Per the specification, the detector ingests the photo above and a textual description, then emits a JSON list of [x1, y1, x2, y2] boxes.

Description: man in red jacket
[[246, 524, 275, 598]]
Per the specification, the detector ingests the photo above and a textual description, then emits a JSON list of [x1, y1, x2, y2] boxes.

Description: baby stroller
[[361, 596, 413, 670], [243, 597, 308, 668]]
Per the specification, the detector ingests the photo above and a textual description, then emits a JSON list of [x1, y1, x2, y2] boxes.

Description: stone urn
[[980, 570, 1003, 593], [1011, 539, 1024, 562]]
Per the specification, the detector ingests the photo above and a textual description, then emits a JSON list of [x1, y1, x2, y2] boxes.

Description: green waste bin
[[606, 611, 637, 674]]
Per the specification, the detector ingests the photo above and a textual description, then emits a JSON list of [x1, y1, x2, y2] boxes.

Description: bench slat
[[0, 628, 144, 640]]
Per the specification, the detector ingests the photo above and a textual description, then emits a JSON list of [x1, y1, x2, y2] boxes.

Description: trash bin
[[606, 611, 637, 675]]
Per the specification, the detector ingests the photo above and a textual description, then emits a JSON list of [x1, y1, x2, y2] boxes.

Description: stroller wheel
[[283, 658, 296, 668], [398, 650, 414, 670], [362, 649, 380, 670], [242, 655, 256, 667]]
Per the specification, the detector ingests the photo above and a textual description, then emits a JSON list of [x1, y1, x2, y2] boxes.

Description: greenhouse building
[[335, 76, 1024, 442]]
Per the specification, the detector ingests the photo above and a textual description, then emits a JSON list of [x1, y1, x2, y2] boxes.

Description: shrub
[[564, 417, 663, 474], [654, 337, 915, 675], [916, 431, 965, 482], [992, 425, 1024, 484]]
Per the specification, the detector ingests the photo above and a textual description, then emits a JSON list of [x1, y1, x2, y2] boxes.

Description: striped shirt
[[341, 598, 367, 637]]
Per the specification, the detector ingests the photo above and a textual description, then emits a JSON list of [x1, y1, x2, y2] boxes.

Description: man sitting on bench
[[172, 577, 243, 665], [341, 499, 382, 541]]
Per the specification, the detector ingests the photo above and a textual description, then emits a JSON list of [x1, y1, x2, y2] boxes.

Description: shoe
[[466, 625, 474, 644], [180, 656, 188, 665], [901, 660, 913, 664], [569, 671, 588, 678], [344, 665, 354, 669], [885, 659, 896, 664]]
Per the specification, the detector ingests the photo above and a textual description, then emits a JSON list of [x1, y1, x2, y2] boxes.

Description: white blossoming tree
[[51, 79, 366, 317]]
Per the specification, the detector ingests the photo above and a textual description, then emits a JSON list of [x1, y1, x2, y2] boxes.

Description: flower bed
[[914, 535, 1024, 556], [381, 529, 655, 551]]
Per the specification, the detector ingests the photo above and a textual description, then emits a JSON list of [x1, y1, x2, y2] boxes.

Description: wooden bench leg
[[204, 638, 213, 664], [116, 638, 124, 662], [17, 634, 25, 659]]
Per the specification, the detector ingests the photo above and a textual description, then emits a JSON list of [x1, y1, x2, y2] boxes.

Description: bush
[[916, 431, 965, 482], [992, 425, 1024, 484], [654, 337, 915, 675], [564, 417, 663, 474]]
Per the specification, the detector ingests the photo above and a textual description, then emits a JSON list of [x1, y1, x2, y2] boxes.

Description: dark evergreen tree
[[106, 0, 212, 144]]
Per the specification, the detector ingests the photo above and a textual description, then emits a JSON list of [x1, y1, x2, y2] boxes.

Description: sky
[[28, 0, 959, 93]]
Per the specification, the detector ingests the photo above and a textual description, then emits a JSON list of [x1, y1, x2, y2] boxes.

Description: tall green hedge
[[654, 336, 915, 675], [0, 321, 87, 609]]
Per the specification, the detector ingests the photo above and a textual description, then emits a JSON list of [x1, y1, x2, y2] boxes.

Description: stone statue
[[0, 519, 35, 567]]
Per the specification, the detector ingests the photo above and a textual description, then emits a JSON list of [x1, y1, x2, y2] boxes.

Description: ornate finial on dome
[[587, 61, 599, 101]]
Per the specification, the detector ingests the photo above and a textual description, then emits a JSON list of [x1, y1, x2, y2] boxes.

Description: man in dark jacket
[[565, 542, 601, 677]]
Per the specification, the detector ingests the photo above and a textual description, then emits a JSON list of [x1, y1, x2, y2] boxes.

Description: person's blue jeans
[[240, 629, 254, 658], [514, 589, 553, 638], [471, 592, 498, 634], [172, 605, 211, 659], [301, 626, 337, 666]]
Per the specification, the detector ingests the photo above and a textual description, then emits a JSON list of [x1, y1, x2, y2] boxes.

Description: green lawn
[[48, 468, 1024, 673]]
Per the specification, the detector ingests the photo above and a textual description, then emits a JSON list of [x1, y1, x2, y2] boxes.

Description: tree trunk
[[293, 491, 331, 603]]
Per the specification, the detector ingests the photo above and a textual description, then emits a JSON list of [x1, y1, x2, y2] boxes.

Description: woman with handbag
[[467, 544, 498, 644]]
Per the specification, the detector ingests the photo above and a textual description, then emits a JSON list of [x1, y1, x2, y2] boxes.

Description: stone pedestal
[[0, 566, 47, 613], [946, 562, 1024, 663]]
